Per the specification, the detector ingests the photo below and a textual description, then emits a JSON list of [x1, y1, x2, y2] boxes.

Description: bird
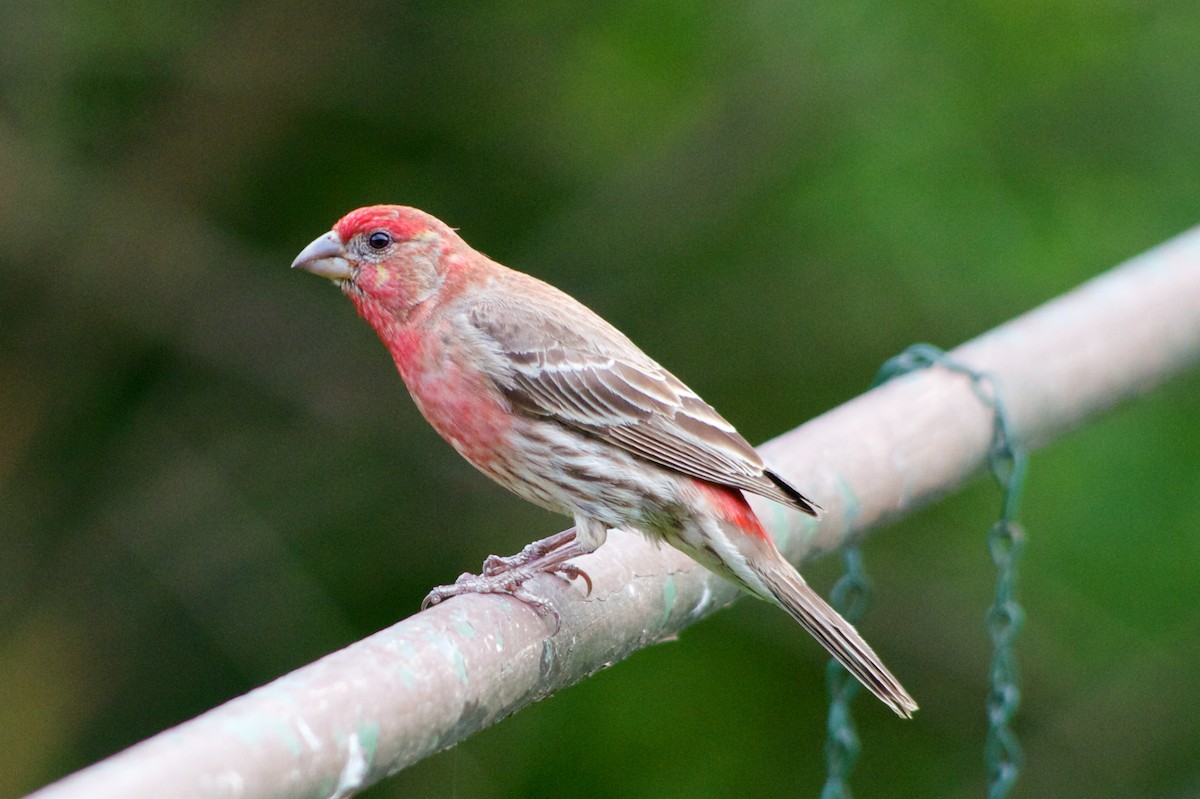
[[292, 204, 917, 717]]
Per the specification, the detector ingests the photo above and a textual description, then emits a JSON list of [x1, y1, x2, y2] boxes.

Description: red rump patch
[[335, 205, 433, 243], [693, 481, 770, 539]]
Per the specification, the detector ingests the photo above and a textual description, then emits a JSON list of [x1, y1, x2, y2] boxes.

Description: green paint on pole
[[661, 574, 677, 626]]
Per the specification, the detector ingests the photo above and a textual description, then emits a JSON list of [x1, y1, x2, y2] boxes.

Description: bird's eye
[[367, 230, 392, 251]]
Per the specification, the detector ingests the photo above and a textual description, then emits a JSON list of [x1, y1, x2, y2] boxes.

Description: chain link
[[822, 344, 1027, 798], [821, 548, 870, 799]]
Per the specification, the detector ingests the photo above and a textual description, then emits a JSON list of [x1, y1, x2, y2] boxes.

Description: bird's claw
[[420, 572, 483, 611], [551, 562, 593, 597]]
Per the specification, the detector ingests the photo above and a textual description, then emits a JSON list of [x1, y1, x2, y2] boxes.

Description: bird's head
[[292, 205, 462, 319]]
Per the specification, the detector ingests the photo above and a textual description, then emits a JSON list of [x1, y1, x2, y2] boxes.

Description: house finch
[[293, 205, 917, 718]]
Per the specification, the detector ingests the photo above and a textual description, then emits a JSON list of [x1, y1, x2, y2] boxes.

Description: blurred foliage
[[1, 0, 1198, 797]]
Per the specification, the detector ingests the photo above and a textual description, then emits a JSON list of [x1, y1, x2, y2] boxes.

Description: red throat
[[370, 315, 515, 471]]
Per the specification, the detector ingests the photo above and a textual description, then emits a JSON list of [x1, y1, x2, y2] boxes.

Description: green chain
[[822, 344, 1027, 798], [820, 548, 870, 799]]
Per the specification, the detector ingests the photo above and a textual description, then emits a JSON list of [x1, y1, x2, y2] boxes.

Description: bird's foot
[[421, 528, 592, 631], [480, 527, 578, 577]]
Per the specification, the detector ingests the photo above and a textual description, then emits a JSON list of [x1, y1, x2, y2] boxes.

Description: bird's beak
[[292, 231, 354, 281]]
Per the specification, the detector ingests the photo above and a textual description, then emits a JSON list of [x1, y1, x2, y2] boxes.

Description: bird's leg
[[480, 527, 578, 576], [421, 528, 593, 630]]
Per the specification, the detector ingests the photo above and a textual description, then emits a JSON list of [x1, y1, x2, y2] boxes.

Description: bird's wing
[[467, 288, 817, 515]]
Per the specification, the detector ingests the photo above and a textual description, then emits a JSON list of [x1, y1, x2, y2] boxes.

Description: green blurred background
[[2, 1, 1199, 796]]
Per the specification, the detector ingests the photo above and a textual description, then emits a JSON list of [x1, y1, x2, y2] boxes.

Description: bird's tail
[[688, 479, 916, 717], [755, 554, 918, 718]]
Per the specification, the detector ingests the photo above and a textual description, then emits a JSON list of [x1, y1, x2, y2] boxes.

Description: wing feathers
[[469, 289, 818, 515]]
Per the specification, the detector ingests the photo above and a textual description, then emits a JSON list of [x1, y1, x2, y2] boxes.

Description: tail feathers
[[758, 562, 917, 718]]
